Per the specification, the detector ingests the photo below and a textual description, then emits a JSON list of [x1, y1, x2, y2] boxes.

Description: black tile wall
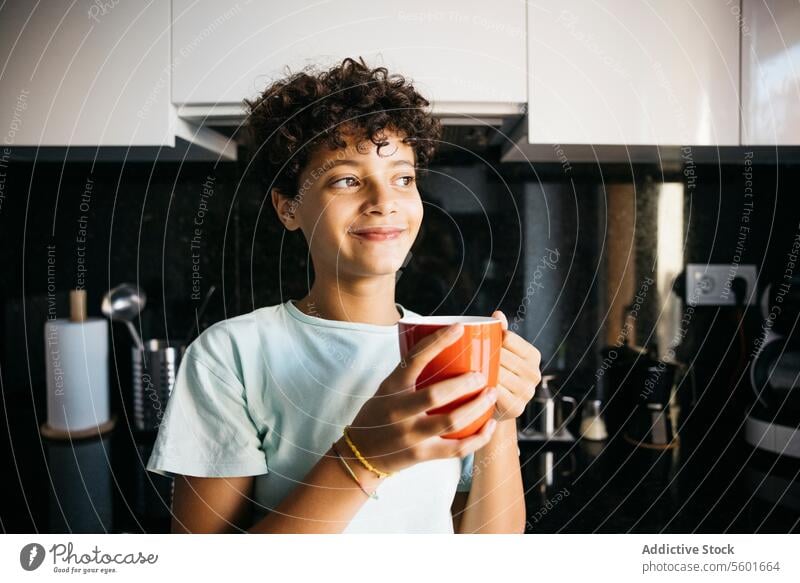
[[3, 149, 799, 429], [0, 154, 526, 402]]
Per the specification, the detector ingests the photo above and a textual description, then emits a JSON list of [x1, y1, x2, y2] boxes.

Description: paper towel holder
[[40, 415, 117, 441]]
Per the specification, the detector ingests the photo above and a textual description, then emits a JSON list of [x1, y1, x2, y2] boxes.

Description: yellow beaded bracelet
[[332, 441, 379, 500], [342, 425, 394, 478]]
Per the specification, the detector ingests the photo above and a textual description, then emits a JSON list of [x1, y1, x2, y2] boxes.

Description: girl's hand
[[490, 310, 542, 422], [346, 324, 499, 475]]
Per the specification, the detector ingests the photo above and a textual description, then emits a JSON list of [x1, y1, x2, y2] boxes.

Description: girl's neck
[[293, 275, 401, 326]]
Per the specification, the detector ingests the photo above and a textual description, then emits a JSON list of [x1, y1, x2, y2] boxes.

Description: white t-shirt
[[146, 298, 474, 533]]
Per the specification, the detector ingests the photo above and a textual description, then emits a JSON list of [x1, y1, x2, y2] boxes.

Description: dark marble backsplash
[[3, 147, 800, 426], [0, 151, 532, 400], [4, 146, 800, 534]]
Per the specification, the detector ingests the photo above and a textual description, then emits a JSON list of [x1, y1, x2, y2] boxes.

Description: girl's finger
[[401, 371, 488, 418], [500, 346, 540, 383], [502, 331, 541, 365], [379, 324, 464, 396], [452, 416, 498, 457], [498, 366, 535, 400], [415, 387, 496, 436], [401, 324, 464, 381], [493, 382, 527, 420], [430, 415, 498, 459]]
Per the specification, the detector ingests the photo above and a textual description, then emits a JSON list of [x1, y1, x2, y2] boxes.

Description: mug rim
[[398, 315, 501, 325]]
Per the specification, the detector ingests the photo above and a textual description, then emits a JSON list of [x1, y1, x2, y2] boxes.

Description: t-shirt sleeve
[[146, 329, 268, 479], [456, 452, 474, 492]]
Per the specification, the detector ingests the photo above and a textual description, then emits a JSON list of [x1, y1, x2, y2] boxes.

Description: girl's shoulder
[[191, 304, 279, 347], [184, 303, 285, 377]]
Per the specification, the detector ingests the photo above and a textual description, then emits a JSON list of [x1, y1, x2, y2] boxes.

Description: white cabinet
[[526, 1, 741, 146], [741, 0, 800, 145], [10, 1, 793, 155], [0, 1, 234, 158], [171, 0, 526, 117]]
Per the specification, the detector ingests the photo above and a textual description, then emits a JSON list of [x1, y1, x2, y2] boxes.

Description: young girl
[[146, 57, 541, 534]]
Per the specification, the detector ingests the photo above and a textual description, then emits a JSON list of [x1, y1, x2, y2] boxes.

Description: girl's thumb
[[492, 310, 508, 331]]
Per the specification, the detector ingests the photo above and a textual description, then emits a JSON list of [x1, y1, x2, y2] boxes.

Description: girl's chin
[[356, 265, 405, 277], [343, 258, 407, 277], [346, 249, 408, 267]]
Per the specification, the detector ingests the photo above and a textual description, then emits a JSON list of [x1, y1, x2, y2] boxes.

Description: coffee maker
[[601, 343, 681, 449]]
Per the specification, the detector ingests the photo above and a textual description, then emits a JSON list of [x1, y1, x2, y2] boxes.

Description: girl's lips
[[349, 228, 406, 242]]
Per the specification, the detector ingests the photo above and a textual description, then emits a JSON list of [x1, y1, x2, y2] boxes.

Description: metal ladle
[[101, 283, 146, 352]]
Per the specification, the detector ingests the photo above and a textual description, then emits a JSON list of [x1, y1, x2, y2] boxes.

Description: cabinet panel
[[172, 0, 526, 107], [0, 2, 174, 147], [741, 0, 800, 145], [528, 1, 740, 146]]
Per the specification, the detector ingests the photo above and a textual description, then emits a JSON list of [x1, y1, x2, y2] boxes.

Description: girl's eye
[[395, 175, 416, 187], [330, 176, 359, 189]]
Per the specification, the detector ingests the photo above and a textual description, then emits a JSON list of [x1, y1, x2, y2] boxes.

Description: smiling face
[[271, 127, 424, 282]]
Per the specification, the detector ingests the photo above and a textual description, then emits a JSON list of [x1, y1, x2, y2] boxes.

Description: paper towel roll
[[43, 318, 110, 433]]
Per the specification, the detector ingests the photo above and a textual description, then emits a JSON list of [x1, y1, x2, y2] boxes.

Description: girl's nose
[[364, 183, 398, 215]]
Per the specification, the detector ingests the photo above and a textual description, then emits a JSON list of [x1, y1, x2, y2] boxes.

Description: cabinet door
[[0, 1, 173, 147], [741, 0, 800, 145], [171, 0, 526, 108], [527, 1, 740, 146]]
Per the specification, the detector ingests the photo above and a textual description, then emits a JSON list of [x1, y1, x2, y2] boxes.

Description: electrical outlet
[[686, 264, 757, 306]]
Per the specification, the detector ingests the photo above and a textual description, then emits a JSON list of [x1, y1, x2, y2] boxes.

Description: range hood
[[177, 102, 526, 129], [500, 114, 800, 166]]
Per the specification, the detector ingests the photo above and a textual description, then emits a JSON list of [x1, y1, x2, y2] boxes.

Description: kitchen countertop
[[520, 429, 800, 533], [3, 392, 798, 533]]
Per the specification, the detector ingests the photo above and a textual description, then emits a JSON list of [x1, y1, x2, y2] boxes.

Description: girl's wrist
[[334, 435, 387, 490], [491, 417, 518, 440], [475, 418, 518, 460], [342, 425, 396, 478]]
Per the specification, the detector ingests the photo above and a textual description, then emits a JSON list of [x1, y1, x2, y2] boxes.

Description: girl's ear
[[271, 188, 301, 231]]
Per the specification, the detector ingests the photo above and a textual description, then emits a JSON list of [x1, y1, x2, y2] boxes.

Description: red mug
[[398, 316, 503, 439]]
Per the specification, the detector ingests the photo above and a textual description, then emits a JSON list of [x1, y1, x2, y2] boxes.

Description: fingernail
[[487, 419, 497, 432], [448, 323, 464, 336], [486, 389, 497, 403], [472, 372, 486, 385]]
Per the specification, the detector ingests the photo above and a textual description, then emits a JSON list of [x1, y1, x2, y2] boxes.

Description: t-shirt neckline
[[284, 298, 407, 334]]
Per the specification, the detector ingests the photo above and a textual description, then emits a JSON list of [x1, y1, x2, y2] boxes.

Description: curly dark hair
[[243, 56, 442, 198]]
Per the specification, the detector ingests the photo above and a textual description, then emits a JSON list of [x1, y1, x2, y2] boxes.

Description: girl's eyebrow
[[391, 160, 416, 168], [322, 158, 415, 170]]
